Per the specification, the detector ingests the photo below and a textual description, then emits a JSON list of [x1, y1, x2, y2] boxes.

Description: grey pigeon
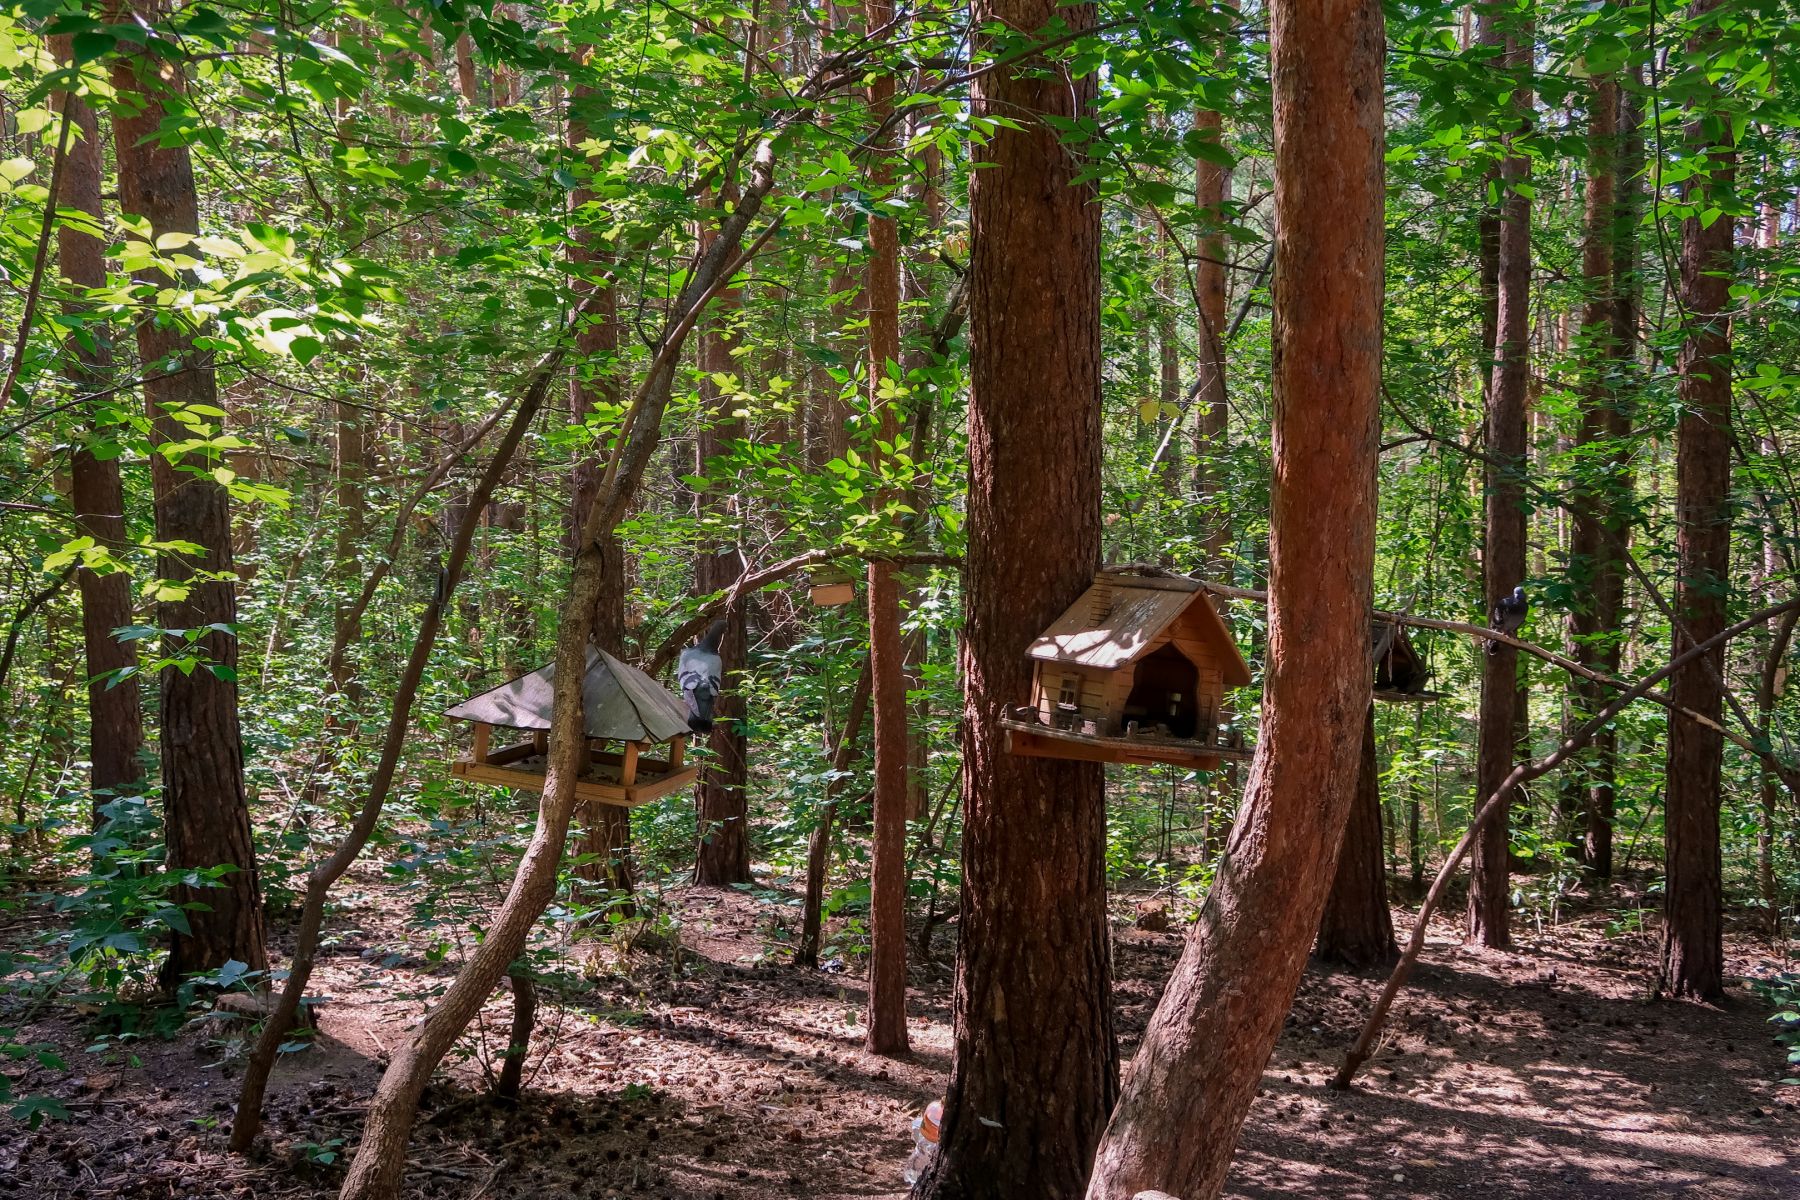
[[1487, 586, 1528, 656], [678, 618, 728, 732]]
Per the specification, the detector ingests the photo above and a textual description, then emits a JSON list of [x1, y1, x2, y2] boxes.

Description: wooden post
[[669, 736, 686, 769], [532, 729, 548, 755], [472, 722, 492, 764], [620, 741, 640, 787]]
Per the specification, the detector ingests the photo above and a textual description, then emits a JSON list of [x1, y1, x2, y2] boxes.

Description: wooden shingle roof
[[446, 647, 691, 743], [1027, 571, 1252, 687]]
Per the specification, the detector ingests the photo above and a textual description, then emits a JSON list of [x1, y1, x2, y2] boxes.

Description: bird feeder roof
[[1027, 571, 1252, 687], [446, 647, 692, 743]]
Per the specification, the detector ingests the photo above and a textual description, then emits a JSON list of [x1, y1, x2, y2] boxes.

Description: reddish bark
[[1191, 7, 1233, 566], [1468, 6, 1533, 950], [1083, 0, 1384, 1192], [1662, 0, 1735, 1002], [862, 0, 909, 1058], [112, 15, 268, 985], [1316, 705, 1397, 967], [915, 0, 1117, 1190], [53, 35, 143, 812]]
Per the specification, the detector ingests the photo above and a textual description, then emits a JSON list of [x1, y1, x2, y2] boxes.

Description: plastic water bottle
[[901, 1099, 943, 1184]]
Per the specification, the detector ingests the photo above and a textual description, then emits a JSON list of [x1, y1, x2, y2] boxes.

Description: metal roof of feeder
[[446, 647, 691, 744]]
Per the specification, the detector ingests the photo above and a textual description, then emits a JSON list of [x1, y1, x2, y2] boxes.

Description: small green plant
[[1750, 972, 1800, 1086], [297, 1136, 346, 1165], [1, 1033, 70, 1128]]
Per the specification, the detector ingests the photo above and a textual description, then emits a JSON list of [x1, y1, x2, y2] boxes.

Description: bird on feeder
[[1487, 586, 1528, 656], [678, 619, 728, 732]]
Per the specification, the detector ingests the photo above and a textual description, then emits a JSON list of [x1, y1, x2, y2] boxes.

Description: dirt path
[[2, 884, 1795, 1198]]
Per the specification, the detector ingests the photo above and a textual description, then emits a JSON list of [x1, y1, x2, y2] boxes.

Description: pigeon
[[678, 618, 728, 732], [1487, 586, 1528, 656]]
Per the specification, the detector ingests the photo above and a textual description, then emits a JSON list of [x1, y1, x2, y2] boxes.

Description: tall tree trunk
[[915, 0, 1118, 1189], [694, 212, 751, 886], [112, 15, 269, 985], [862, 0, 910, 1058], [1662, 0, 1735, 1003], [1467, 4, 1533, 950], [1316, 705, 1397, 967], [1083, 0, 1384, 1192], [567, 75, 634, 901], [54, 35, 144, 816], [330, 401, 366, 696], [1588, 67, 1644, 877], [1192, 5, 1233, 568]]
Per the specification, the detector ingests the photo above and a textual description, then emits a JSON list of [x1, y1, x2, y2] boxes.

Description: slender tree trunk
[[915, 0, 1118, 1189], [1192, 6, 1233, 568], [54, 35, 144, 816], [1316, 705, 1397, 967], [112, 14, 268, 985], [568, 74, 634, 901], [796, 660, 873, 969], [1662, 0, 1735, 1002], [1588, 68, 1644, 877], [862, 0, 910, 1056], [1467, 3, 1533, 950], [1083, 0, 1384, 1192]]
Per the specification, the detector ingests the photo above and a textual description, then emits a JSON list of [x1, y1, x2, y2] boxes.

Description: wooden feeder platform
[[446, 647, 698, 808], [1001, 707, 1253, 771]]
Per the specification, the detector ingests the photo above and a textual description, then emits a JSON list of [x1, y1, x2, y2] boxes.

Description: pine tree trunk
[[1083, 0, 1384, 1191], [53, 35, 143, 816], [694, 241, 751, 886], [1662, 0, 1735, 1002], [915, 0, 1117, 1188], [1192, 6, 1233, 567], [1467, 4, 1533, 950], [1316, 705, 1397, 967], [567, 76, 635, 901], [112, 16, 268, 985], [862, 0, 910, 1057], [1587, 68, 1644, 877]]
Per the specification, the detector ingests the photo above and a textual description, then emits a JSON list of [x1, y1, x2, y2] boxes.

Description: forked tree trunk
[[1083, 0, 1384, 1193], [1662, 0, 1735, 1003], [53, 35, 144, 817], [112, 13, 269, 985], [915, 0, 1118, 1190], [862, 0, 909, 1057], [1467, 3, 1533, 950], [1316, 705, 1397, 967]]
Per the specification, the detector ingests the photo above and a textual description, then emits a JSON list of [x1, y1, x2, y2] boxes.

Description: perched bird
[[1487, 586, 1528, 656], [678, 618, 728, 732]]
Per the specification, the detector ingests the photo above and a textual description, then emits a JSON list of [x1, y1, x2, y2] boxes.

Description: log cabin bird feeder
[[1002, 569, 1255, 770], [447, 648, 699, 807]]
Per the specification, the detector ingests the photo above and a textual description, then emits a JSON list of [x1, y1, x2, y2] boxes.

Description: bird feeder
[[807, 564, 856, 607], [1371, 621, 1441, 703], [1001, 569, 1254, 770], [446, 647, 698, 808]]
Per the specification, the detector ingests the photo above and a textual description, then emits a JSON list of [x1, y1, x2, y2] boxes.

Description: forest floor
[[2, 873, 1797, 1199]]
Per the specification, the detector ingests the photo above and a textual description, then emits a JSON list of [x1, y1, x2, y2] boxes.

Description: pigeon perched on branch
[[678, 618, 728, 732], [1486, 586, 1528, 657]]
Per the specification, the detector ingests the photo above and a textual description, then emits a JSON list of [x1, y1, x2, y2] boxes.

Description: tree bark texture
[[1192, 3, 1233, 566], [1316, 705, 1397, 967], [916, 0, 1118, 1191], [1588, 68, 1644, 877], [54, 35, 144, 811], [1662, 0, 1735, 1002], [693, 225, 751, 887], [1083, 0, 1384, 1193], [112, 20, 269, 984], [1467, 7, 1533, 950], [568, 76, 635, 900]]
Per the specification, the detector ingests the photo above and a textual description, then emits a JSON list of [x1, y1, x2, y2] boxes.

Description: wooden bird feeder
[[1001, 569, 1254, 770], [446, 647, 699, 808], [1371, 621, 1441, 703], [808, 564, 856, 607]]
